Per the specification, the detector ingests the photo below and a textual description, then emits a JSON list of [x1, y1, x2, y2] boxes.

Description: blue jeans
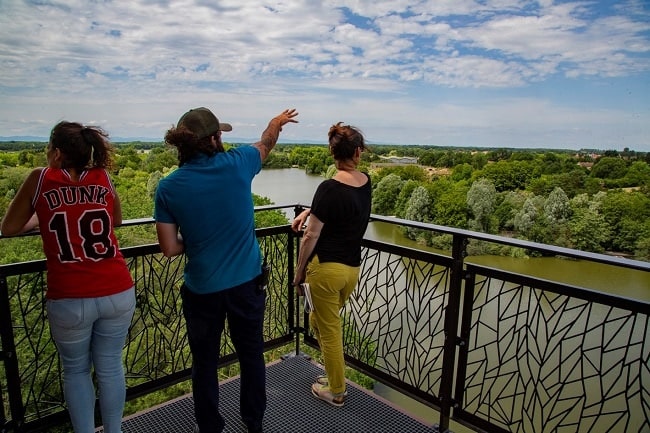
[[46, 287, 136, 433], [181, 279, 266, 433]]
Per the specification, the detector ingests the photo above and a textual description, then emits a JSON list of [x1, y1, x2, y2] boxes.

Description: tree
[[324, 164, 338, 179], [635, 237, 650, 261], [394, 180, 420, 218], [541, 152, 562, 174], [376, 165, 427, 182], [568, 206, 610, 253], [252, 194, 289, 228], [590, 157, 628, 179], [306, 156, 330, 175], [600, 191, 650, 252], [475, 160, 538, 192], [263, 152, 291, 169], [494, 191, 526, 231], [115, 146, 143, 171], [451, 163, 473, 182], [544, 187, 571, 224], [143, 147, 178, 172], [471, 152, 488, 170], [513, 195, 542, 237], [433, 181, 469, 229], [623, 161, 650, 187], [467, 178, 497, 233], [372, 174, 404, 216], [404, 186, 431, 241], [542, 187, 572, 247], [147, 171, 163, 198]]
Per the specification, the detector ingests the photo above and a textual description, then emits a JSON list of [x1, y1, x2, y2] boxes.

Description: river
[[252, 168, 650, 300]]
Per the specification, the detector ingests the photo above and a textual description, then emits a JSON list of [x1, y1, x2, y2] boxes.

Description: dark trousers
[[181, 279, 267, 433]]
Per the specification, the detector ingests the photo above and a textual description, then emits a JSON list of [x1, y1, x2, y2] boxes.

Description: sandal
[[315, 375, 348, 396], [311, 383, 345, 407], [316, 375, 328, 385]]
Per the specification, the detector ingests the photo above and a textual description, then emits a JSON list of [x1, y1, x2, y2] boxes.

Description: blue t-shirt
[[154, 146, 262, 294]]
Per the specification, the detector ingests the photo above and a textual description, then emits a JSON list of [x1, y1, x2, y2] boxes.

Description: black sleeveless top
[[310, 173, 372, 266]]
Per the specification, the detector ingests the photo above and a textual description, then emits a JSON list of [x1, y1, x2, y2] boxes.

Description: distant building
[[379, 156, 418, 164]]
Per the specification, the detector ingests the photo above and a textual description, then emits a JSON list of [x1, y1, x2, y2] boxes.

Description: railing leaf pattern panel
[[4, 271, 63, 422], [125, 252, 190, 382], [1, 232, 292, 426], [463, 275, 650, 433], [343, 247, 450, 396], [124, 233, 292, 383], [258, 234, 291, 340]]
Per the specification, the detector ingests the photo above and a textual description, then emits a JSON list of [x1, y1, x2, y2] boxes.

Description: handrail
[[368, 214, 650, 272]]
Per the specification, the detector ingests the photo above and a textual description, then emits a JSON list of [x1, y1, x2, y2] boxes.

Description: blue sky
[[0, 0, 648, 151]]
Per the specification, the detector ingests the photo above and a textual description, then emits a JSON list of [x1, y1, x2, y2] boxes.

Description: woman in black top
[[292, 122, 371, 407]]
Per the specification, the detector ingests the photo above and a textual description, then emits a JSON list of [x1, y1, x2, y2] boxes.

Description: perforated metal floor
[[111, 355, 438, 433]]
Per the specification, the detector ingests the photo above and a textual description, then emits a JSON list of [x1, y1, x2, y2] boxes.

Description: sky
[[0, 1, 649, 151]]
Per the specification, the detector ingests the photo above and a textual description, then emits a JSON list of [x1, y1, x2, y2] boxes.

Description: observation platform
[[3, 213, 648, 433], [103, 356, 438, 433]]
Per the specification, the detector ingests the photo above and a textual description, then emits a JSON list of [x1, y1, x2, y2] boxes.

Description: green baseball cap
[[177, 107, 232, 139]]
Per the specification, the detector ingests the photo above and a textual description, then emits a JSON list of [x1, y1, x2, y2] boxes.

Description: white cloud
[[0, 0, 648, 150]]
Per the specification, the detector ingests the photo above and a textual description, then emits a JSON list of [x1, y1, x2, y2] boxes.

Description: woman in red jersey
[[1, 121, 135, 433]]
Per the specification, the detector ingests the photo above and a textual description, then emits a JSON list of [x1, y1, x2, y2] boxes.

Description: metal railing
[[1, 204, 649, 433]]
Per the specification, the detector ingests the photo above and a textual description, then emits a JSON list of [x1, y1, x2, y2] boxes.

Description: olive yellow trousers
[[306, 255, 359, 396]]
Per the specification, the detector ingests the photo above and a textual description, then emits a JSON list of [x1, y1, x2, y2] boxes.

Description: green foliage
[[474, 159, 540, 192], [284, 146, 332, 175], [528, 168, 593, 198], [376, 165, 428, 183], [253, 194, 290, 227], [569, 194, 610, 252], [263, 151, 292, 168], [0, 166, 32, 215], [114, 170, 154, 219], [624, 161, 650, 186], [403, 186, 431, 240], [451, 163, 473, 182], [142, 147, 178, 172], [147, 171, 163, 198], [635, 237, 650, 261], [513, 195, 543, 237], [600, 191, 650, 252], [324, 164, 338, 179], [372, 173, 404, 215], [393, 180, 420, 218], [544, 187, 571, 224], [432, 181, 469, 229], [590, 156, 628, 179], [467, 178, 497, 233], [0, 236, 44, 264], [115, 145, 145, 171], [494, 191, 526, 231], [2, 143, 649, 259]]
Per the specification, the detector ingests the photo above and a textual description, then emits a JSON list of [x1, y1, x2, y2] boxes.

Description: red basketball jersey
[[33, 167, 134, 299]]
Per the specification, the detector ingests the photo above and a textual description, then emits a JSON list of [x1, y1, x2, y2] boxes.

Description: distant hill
[[0, 136, 48, 142], [0, 136, 327, 145]]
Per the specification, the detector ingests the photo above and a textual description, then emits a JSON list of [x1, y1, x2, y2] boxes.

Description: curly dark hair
[[49, 121, 114, 171], [164, 126, 220, 166]]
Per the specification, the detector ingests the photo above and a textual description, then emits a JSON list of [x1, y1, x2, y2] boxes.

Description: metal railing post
[[436, 234, 467, 432], [291, 205, 305, 357], [0, 274, 25, 432]]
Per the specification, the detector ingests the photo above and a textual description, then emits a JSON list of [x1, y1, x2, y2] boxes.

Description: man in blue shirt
[[154, 107, 298, 433]]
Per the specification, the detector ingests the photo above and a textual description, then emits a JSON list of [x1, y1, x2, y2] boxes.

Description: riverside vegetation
[[1, 141, 649, 262]]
